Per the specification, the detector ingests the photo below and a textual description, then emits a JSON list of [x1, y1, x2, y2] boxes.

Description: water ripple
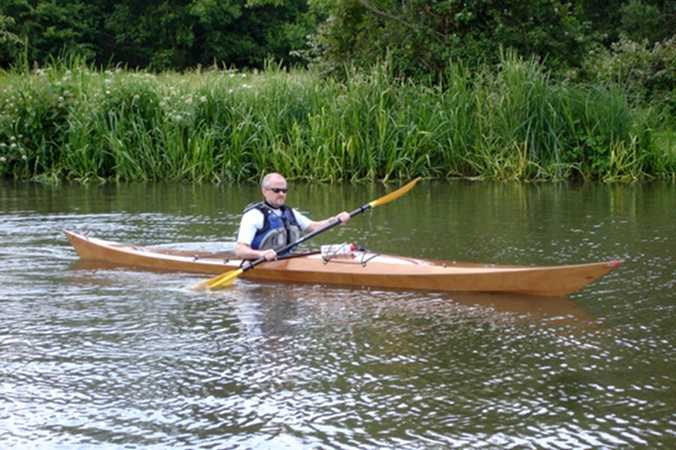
[[2, 182, 675, 448]]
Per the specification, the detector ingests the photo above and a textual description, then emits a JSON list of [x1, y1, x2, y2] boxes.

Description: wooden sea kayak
[[65, 230, 621, 297]]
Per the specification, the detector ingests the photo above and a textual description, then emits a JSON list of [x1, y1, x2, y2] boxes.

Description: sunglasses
[[267, 187, 288, 194]]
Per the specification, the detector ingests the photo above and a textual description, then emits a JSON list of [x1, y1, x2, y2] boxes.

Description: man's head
[[261, 172, 288, 208]]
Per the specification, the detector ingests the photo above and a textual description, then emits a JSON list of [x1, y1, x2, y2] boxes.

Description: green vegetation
[[576, 37, 675, 116], [311, 1, 674, 118], [1, 55, 672, 183], [0, 0, 314, 71], [1, 2, 673, 183]]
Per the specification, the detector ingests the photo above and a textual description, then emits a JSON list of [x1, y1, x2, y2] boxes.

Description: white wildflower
[[200, 96, 207, 103], [22, 154, 27, 160], [0, 156, 6, 162]]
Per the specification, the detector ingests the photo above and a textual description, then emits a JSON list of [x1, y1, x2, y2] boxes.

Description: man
[[235, 173, 351, 261]]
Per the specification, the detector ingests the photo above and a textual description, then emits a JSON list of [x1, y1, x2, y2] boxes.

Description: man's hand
[[336, 211, 351, 223], [260, 249, 277, 261]]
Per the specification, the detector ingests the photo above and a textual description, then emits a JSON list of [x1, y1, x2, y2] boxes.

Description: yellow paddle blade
[[191, 268, 243, 290], [192, 276, 217, 291], [204, 271, 231, 287], [368, 177, 421, 208], [207, 268, 244, 289]]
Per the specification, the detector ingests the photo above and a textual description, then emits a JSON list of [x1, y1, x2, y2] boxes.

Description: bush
[[0, 14, 21, 66], [619, 0, 670, 45], [580, 37, 675, 115], [309, 0, 591, 81]]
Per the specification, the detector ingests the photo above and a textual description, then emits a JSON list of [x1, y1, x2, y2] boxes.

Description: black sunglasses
[[267, 187, 288, 194]]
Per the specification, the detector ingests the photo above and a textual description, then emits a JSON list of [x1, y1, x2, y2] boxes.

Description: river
[[1, 180, 674, 448]]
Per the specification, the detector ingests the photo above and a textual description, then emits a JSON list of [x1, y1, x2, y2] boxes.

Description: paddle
[[194, 177, 421, 290]]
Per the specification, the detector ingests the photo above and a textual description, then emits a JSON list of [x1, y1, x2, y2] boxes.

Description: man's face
[[262, 175, 288, 208]]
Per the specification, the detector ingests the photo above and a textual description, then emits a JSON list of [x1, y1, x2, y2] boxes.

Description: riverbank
[[0, 57, 673, 183]]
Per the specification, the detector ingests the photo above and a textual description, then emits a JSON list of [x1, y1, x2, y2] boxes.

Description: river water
[[0, 180, 674, 449]]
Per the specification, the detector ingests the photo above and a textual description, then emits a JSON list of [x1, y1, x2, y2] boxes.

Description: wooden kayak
[[65, 230, 621, 297]]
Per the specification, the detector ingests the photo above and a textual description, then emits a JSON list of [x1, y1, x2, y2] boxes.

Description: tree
[[581, 0, 674, 45], [0, 0, 100, 66], [618, 0, 673, 44], [311, 0, 591, 80], [0, 14, 22, 66], [0, 0, 317, 70]]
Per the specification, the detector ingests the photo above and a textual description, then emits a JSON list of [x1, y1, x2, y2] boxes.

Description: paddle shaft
[[240, 203, 371, 272]]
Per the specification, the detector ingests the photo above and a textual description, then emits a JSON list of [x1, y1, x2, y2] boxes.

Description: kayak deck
[[65, 230, 621, 297]]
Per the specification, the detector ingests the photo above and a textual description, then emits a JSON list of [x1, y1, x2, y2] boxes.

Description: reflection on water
[[71, 258, 594, 325], [1, 180, 674, 448]]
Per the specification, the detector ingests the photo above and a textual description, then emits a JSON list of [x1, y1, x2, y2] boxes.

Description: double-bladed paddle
[[194, 177, 421, 290]]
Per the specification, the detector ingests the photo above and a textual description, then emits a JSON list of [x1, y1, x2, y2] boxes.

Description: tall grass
[[0, 54, 673, 183]]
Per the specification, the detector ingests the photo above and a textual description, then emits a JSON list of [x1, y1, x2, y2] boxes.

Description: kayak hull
[[65, 230, 621, 297]]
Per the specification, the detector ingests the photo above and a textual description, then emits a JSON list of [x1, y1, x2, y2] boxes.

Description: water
[[1, 180, 674, 448]]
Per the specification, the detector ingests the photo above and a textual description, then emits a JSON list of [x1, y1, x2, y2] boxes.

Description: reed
[[0, 55, 672, 183]]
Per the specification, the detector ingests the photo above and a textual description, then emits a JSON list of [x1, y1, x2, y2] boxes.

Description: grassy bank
[[0, 56, 673, 183]]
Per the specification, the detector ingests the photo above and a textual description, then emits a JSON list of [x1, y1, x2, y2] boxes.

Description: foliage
[[308, 0, 592, 80], [0, 0, 317, 70], [0, 14, 21, 69], [619, 0, 667, 44], [0, 56, 672, 183], [0, 14, 19, 43], [0, 0, 98, 67], [582, 0, 674, 46], [1, 0, 674, 88], [578, 37, 675, 115]]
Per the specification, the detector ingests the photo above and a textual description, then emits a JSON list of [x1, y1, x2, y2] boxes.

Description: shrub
[[580, 37, 675, 115]]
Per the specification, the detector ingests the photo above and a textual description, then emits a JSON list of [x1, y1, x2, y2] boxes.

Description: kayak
[[65, 230, 621, 297]]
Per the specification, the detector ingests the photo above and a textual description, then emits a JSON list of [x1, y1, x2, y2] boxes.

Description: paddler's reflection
[[225, 282, 597, 344], [68, 256, 595, 329]]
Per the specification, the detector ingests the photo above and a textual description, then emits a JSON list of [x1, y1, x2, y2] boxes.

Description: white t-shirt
[[236, 207, 312, 246]]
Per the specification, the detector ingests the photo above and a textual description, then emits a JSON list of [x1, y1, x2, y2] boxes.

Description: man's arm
[[234, 242, 277, 261], [305, 211, 351, 233]]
